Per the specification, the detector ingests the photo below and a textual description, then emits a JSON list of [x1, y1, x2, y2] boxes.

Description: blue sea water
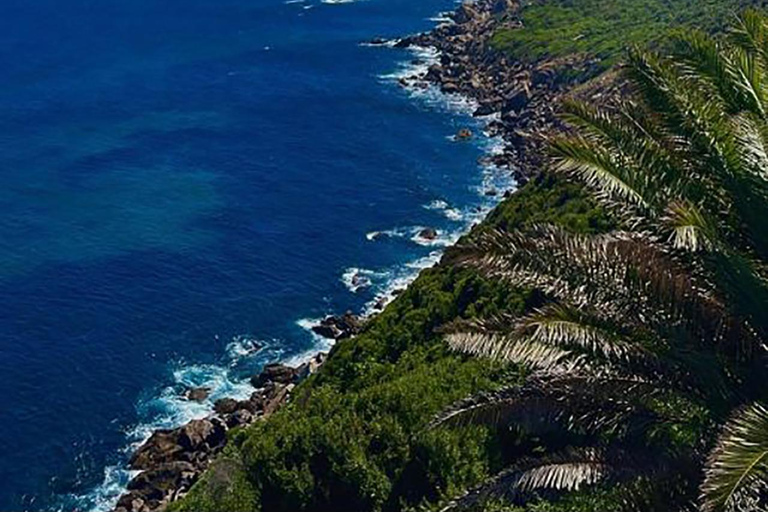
[[0, 0, 514, 510]]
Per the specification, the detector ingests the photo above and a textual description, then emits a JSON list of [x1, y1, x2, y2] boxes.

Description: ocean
[[0, 0, 513, 510]]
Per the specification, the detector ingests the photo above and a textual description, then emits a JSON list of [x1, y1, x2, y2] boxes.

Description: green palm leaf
[[701, 401, 768, 512]]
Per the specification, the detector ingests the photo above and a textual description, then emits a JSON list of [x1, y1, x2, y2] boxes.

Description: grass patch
[[490, 0, 766, 64]]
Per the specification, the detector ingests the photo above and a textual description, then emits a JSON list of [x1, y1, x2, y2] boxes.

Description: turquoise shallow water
[[0, 0, 514, 509]]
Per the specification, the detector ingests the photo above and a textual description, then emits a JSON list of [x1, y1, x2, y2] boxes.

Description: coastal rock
[[115, 461, 198, 512], [311, 312, 363, 340], [453, 2, 480, 24], [503, 88, 530, 114], [418, 227, 438, 240], [213, 397, 240, 415], [473, 102, 497, 117], [250, 363, 297, 388], [224, 409, 255, 429], [295, 352, 327, 381], [184, 387, 210, 403], [129, 418, 227, 470]]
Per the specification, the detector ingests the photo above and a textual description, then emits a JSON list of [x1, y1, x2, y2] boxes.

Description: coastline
[[109, 1, 599, 510]]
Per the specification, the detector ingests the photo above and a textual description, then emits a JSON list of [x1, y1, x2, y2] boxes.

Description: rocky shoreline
[[112, 1, 613, 510], [388, 0, 612, 183], [114, 353, 326, 512]]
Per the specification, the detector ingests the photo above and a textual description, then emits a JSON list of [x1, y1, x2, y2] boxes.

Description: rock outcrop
[[113, 353, 327, 512], [311, 312, 364, 340]]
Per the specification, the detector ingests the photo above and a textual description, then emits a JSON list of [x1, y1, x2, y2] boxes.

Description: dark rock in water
[[373, 296, 388, 311], [455, 128, 473, 140], [393, 37, 413, 48], [213, 397, 240, 415], [391, 288, 405, 296], [368, 37, 389, 45], [418, 227, 438, 240], [485, 188, 498, 196], [311, 312, 363, 340], [184, 387, 210, 403], [425, 64, 443, 82], [251, 363, 297, 388]]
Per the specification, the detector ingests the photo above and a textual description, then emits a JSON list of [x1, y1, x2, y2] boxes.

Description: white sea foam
[[70, 332, 287, 511], [225, 334, 265, 361], [341, 267, 389, 293], [427, 12, 455, 24], [291, 318, 336, 364], [424, 199, 464, 221], [321, 0, 358, 4]]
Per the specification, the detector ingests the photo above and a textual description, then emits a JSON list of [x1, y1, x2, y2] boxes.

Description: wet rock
[[129, 418, 227, 470], [485, 188, 498, 196], [184, 387, 210, 403], [418, 227, 438, 240], [311, 312, 363, 340], [213, 397, 240, 415]]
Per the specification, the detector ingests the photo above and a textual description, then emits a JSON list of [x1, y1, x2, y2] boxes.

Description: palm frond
[[440, 448, 654, 511], [701, 402, 768, 512], [664, 199, 719, 252], [445, 331, 571, 370], [550, 136, 650, 210]]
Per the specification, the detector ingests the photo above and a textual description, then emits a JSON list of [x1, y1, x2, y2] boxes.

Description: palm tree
[[434, 225, 750, 511], [431, 11, 768, 512], [548, 11, 768, 334]]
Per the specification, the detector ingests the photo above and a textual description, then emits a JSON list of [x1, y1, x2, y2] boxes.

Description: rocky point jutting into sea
[[112, 1, 619, 510]]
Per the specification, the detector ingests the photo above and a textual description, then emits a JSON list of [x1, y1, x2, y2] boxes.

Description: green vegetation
[[436, 10, 768, 512], [171, 179, 609, 512], [490, 0, 765, 64], [173, 5, 768, 512]]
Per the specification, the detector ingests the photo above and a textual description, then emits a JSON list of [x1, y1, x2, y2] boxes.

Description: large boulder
[[115, 461, 198, 512], [250, 363, 297, 388], [184, 387, 210, 403], [311, 313, 363, 340]]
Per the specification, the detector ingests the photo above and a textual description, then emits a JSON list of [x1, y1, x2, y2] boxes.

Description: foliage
[[432, 11, 768, 512], [490, 0, 767, 65], [172, 177, 606, 512]]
